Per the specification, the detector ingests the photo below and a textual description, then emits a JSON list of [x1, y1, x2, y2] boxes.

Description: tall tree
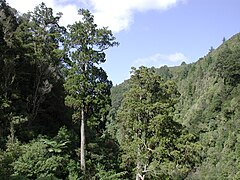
[[0, 1, 69, 142], [11, 3, 67, 139], [17, 3, 65, 124], [116, 67, 200, 179], [0, 0, 23, 145], [64, 9, 118, 172]]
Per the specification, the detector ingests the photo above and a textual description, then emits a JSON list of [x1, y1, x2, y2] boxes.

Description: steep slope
[[110, 32, 240, 179], [161, 33, 240, 179]]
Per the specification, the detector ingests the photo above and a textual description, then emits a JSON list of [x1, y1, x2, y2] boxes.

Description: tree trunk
[[136, 174, 140, 180], [136, 100, 145, 180], [80, 108, 86, 172], [136, 160, 140, 180], [136, 145, 144, 180], [136, 173, 145, 180]]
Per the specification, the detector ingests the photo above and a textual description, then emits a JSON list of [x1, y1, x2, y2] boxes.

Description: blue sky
[[7, 0, 240, 85]]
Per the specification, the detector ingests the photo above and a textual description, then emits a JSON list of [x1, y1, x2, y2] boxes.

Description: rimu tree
[[64, 9, 118, 173]]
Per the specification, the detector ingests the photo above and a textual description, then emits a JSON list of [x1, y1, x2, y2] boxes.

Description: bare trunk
[[80, 108, 86, 172], [136, 93, 145, 180], [136, 154, 145, 180], [136, 173, 145, 180], [10, 121, 15, 144], [136, 174, 140, 180], [136, 159, 140, 180]]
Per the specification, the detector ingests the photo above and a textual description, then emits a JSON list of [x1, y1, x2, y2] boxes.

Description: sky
[[7, 0, 240, 85]]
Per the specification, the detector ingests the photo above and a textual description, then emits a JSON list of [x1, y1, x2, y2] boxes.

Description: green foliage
[[12, 127, 79, 179], [1, 1, 240, 179], [16, 3, 66, 128], [168, 33, 240, 179], [116, 66, 200, 179], [0, 138, 22, 180], [64, 9, 117, 122], [0, 1, 69, 143], [0, 0, 23, 147], [94, 163, 126, 180], [84, 131, 123, 178], [111, 33, 240, 179], [214, 45, 240, 85], [0, 2, 120, 179], [63, 8, 118, 173]]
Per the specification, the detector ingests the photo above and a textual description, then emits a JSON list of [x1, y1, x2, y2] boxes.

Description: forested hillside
[[111, 33, 240, 179], [0, 1, 122, 179], [1, 0, 240, 179], [169, 33, 240, 179]]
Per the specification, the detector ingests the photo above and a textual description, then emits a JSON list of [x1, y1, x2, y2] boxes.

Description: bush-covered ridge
[[111, 32, 240, 179]]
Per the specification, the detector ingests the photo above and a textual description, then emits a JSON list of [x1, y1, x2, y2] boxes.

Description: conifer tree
[[64, 9, 118, 172]]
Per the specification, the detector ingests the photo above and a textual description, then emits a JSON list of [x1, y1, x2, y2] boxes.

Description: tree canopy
[[116, 67, 200, 179], [1, 1, 240, 179]]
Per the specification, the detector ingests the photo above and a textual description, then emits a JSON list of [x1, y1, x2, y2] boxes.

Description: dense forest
[[111, 34, 240, 179], [0, 1, 240, 179]]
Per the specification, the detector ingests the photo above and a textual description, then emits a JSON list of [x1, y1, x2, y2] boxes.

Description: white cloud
[[89, 0, 185, 32], [57, 4, 80, 27], [6, 0, 185, 32], [168, 52, 188, 62], [133, 52, 189, 68], [7, 0, 80, 28], [7, 0, 53, 13]]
